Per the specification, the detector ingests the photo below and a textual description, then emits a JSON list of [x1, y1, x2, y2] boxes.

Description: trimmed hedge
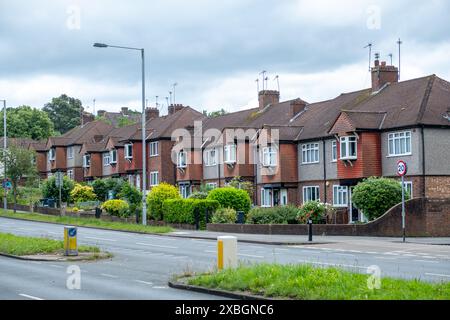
[[101, 199, 130, 218], [212, 207, 237, 224], [147, 183, 181, 220], [246, 205, 300, 224], [163, 199, 220, 229], [206, 187, 251, 214]]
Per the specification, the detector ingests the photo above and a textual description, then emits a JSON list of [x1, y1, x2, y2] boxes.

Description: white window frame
[[340, 136, 357, 160], [401, 181, 413, 199], [301, 143, 320, 164], [67, 146, 74, 159], [302, 186, 320, 204], [280, 189, 288, 206], [67, 169, 74, 180], [204, 148, 217, 166], [110, 149, 117, 164], [261, 188, 273, 207], [103, 152, 110, 166], [177, 151, 187, 168], [150, 171, 159, 186], [124, 144, 133, 159], [262, 146, 277, 167], [179, 184, 191, 198], [224, 144, 237, 164], [206, 182, 218, 189], [149, 141, 159, 157], [388, 131, 412, 157], [48, 148, 56, 161], [83, 154, 91, 168], [333, 185, 349, 207], [331, 140, 337, 162]]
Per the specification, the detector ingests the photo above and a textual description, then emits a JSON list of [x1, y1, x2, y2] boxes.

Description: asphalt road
[[0, 217, 449, 300]]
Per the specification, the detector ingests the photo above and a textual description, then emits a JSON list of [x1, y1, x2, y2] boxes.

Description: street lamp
[[1, 99, 6, 212], [93, 42, 148, 225]]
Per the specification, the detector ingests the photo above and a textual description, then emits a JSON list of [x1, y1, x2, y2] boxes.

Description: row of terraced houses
[[25, 59, 450, 223]]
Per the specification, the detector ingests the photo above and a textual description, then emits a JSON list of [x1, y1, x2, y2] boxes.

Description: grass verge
[[0, 232, 99, 256], [0, 210, 173, 234], [187, 263, 450, 300]]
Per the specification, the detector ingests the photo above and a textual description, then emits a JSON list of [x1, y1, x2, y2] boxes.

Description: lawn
[[0, 232, 99, 256], [0, 210, 173, 234], [187, 263, 450, 300]]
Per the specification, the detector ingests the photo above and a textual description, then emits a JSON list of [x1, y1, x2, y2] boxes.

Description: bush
[[212, 207, 237, 224], [297, 201, 327, 224], [352, 177, 409, 221], [162, 199, 220, 229], [246, 205, 300, 224], [147, 183, 181, 220], [41, 176, 75, 203], [70, 184, 97, 203], [92, 179, 108, 201], [118, 182, 142, 216], [207, 187, 251, 214], [188, 192, 209, 199], [101, 199, 130, 217]]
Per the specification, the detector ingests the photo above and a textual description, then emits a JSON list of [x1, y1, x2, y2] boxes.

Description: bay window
[[303, 186, 320, 203], [224, 144, 236, 164], [340, 136, 357, 160]]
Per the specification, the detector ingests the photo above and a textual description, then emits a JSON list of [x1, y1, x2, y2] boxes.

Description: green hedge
[[206, 187, 251, 214], [246, 206, 300, 224], [163, 199, 220, 229]]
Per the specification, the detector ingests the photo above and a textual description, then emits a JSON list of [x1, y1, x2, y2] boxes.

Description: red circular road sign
[[397, 160, 408, 176]]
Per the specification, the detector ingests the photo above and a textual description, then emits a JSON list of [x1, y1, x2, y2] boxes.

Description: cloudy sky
[[1, 0, 449, 114]]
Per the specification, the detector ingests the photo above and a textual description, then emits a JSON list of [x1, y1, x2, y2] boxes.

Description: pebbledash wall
[[207, 198, 450, 237]]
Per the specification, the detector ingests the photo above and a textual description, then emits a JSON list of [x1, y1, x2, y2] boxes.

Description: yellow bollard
[[217, 236, 237, 270], [64, 226, 78, 256]]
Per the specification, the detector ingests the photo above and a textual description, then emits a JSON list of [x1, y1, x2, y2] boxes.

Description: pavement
[[0, 216, 449, 300]]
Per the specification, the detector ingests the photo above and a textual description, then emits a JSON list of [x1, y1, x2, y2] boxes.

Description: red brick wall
[[51, 147, 66, 170], [86, 153, 102, 178], [261, 144, 298, 184], [124, 142, 142, 172], [177, 149, 202, 182], [35, 152, 47, 175], [425, 176, 450, 198]]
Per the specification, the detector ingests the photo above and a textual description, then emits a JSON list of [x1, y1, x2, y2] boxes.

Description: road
[[0, 217, 449, 300]]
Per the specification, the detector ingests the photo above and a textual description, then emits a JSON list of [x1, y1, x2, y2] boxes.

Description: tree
[[202, 108, 228, 118], [117, 116, 137, 127], [0, 106, 55, 140], [228, 176, 254, 200], [0, 145, 38, 212], [351, 177, 410, 221], [43, 94, 83, 134], [41, 175, 75, 204]]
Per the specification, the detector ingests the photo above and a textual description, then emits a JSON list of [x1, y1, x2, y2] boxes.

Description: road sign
[[2, 179, 12, 190], [397, 160, 407, 177], [55, 172, 63, 187]]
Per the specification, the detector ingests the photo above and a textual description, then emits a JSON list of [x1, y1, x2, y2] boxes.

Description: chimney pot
[[371, 59, 399, 92], [258, 90, 280, 110], [168, 104, 184, 115], [146, 107, 159, 121]]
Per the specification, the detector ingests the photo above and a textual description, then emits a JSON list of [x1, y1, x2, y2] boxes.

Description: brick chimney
[[121, 107, 129, 115], [146, 107, 159, 121], [258, 90, 280, 110], [290, 99, 307, 116], [97, 110, 106, 117], [371, 59, 399, 92], [168, 104, 184, 115]]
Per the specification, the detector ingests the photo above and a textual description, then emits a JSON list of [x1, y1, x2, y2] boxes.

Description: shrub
[[101, 199, 130, 217], [162, 199, 220, 229], [212, 207, 237, 224], [207, 187, 251, 214], [41, 176, 75, 203], [352, 177, 409, 221], [228, 176, 254, 200], [70, 184, 97, 203], [92, 179, 108, 201], [118, 182, 142, 216], [147, 183, 181, 220], [188, 192, 209, 199], [297, 201, 327, 224], [246, 205, 300, 224]]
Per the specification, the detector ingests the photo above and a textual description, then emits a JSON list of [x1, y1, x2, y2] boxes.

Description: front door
[[273, 189, 280, 206], [349, 187, 360, 223]]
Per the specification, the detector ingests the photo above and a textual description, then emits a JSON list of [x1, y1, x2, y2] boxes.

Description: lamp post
[[93, 43, 147, 225], [1, 99, 6, 211]]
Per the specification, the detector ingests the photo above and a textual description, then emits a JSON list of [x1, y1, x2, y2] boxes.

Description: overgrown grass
[[188, 263, 450, 300], [0, 232, 99, 256], [0, 210, 172, 234]]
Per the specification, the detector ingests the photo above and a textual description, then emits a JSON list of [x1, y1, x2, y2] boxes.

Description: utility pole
[[397, 38, 402, 80], [1, 99, 6, 211]]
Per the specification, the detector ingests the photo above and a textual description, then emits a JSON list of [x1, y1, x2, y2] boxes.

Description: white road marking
[[19, 293, 44, 300], [86, 236, 117, 242], [204, 250, 216, 254], [100, 273, 119, 278], [374, 256, 397, 260], [49, 264, 63, 269], [47, 231, 59, 235], [413, 260, 438, 264], [135, 242, 178, 249], [403, 254, 418, 257], [238, 253, 264, 259], [134, 280, 153, 285], [334, 253, 355, 257], [152, 286, 168, 289], [366, 251, 379, 255], [425, 273, 450, 278]]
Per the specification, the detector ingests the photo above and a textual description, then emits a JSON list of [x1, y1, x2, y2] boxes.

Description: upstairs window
[[340, 136, 357, 160], [224, 144, 237, 164], [302, 143, 319, 164], [331, 140, 337, 162], [83, 154, 91, 168], [103, 153, 110, 166], [150, 141, 159, 157], [124, 144, 133, 159], [262, 146, 277, 167], [110, 149, 117, 164], [388, 131, 411, 156], [204, 148, 217, 166], [67, 146, 74, 159], [177, 151, 187, 168], [48, 148, 56, 161]]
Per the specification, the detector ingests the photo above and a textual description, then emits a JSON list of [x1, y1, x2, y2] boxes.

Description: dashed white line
[[134, 280, 153, 285], [425, 273, 450, 278], [334, 253, 356, 257], [100, 273, 119, 279], [135, 242, 178, 249], [238, 253, 264, 259], [374, 256, 397, 260], [152, 286, 168, 289], [19, 293, 44, 300], [49, 264, 63, 269], [413, 260, 438, 264], [86, 236, 117, 242]]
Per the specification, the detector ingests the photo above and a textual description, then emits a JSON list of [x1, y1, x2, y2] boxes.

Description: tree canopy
[[203, 108, 228, 118], [0, 106, 55, 140], [43, 94, 82, 134]]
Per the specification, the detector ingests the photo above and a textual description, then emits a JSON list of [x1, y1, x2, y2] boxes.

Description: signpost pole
[[401, 174, 405, 243], [58, 171, 62, 215]]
